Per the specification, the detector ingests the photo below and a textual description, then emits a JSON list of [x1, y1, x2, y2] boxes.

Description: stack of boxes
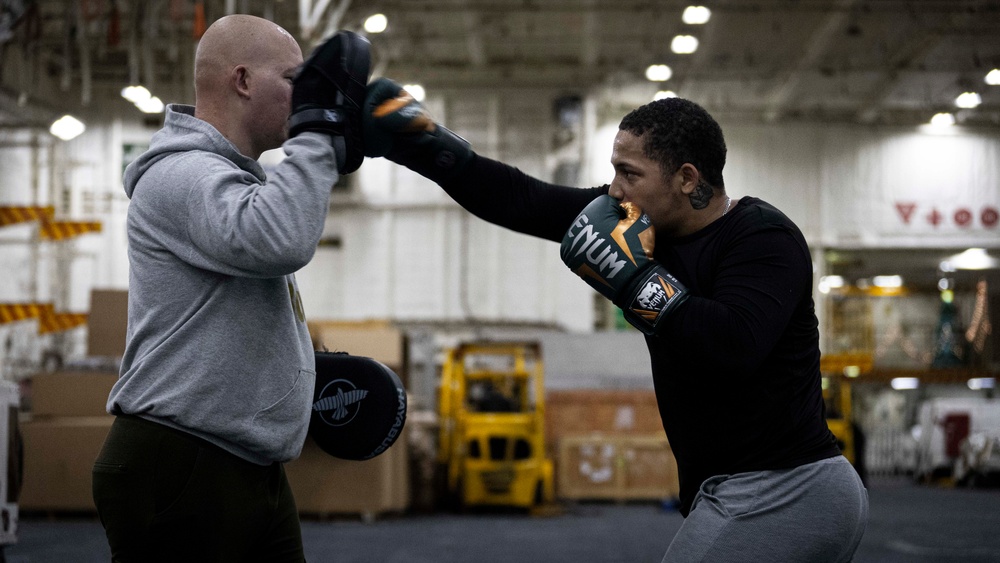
[[19, 370, 117, 511], [20, 289, 124, 512], [19, 298, 413, 519], [284, 321, 411, 520]]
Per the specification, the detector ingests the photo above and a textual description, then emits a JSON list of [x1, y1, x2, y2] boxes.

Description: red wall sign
[[895, 202, 1000, 229]]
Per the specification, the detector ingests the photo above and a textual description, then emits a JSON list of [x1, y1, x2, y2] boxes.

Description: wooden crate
[[557, 434, 678, 502], [545, 389, 662, 449]]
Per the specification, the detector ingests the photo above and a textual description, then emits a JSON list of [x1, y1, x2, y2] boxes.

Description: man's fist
[[362, 77, 473, 182], [289, 31, 371, 174], [560, 195, 688, 335]]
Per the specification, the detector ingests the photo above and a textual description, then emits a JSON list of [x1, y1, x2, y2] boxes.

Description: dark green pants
[[92, 415, 305, 563]]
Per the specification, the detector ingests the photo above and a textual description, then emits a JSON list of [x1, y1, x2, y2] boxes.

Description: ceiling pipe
[[763, 0, 861, 122]]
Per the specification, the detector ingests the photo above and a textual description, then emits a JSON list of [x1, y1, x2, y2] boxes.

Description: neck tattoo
[[722, 196, 732, 216]]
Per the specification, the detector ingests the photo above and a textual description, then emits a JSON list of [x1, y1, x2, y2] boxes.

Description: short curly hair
[[618, 98, 727, 188]]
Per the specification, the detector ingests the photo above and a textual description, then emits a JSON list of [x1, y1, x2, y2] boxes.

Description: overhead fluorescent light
[[135, 96, 164, 114], [49, 115, 86, 141], [873, 275, 903, 288], [948, 248, 998, 270], [402, 84, 425, 102], [968, 378, 995, 391], [930, 112, 955, 127], [890, 377, 920, 390], [985, 69, 1000, 86], [817, 275, 845, 294], [364, 13, 387, 33], [682, 6, 711, 25], [121, 85, 151, 104], [653, 90, 677, 101], [955, 91, 982, 109], [645, 64, 672, 82], [671, 35, 698, 54]]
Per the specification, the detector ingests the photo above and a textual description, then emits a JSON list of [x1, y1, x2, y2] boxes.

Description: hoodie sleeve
[[142, 133, 337, 278]]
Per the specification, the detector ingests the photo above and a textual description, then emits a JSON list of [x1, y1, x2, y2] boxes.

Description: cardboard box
[[29, 371, 117, 417], [19, 416, 113, 511], [87, 289, 128, 358], [285, 431, 410, 518], [308, 320, 407, 380]]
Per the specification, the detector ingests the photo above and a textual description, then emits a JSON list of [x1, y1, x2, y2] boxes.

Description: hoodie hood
[[123, 104, 264, 199]]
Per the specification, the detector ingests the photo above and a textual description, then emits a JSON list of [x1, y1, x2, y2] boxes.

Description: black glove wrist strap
[[288, 107, 348, 137], [615, 263, 689, 335]]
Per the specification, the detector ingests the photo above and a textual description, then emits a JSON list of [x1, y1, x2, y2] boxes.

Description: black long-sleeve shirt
[[440, 155, 841, 515]]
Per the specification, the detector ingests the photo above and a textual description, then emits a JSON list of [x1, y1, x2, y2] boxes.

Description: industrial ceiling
[[1, 0, 999, 129]]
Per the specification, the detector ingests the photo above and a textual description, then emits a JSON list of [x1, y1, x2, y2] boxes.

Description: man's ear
[[676, 163, 702, 195], [233, 65, 251, 99]]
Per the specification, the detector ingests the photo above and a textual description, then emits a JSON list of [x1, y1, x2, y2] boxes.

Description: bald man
[[92, 15, 369, 562]]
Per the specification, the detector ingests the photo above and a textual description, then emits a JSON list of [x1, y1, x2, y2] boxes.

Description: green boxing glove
[[362, 77, 473, 182], [560, 195, 689, 335]]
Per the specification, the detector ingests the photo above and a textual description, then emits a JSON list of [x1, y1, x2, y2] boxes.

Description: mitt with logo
[[310, 351, 407, 460]]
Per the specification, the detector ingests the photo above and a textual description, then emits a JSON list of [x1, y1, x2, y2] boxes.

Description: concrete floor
[[5, 476, 1000, 562]]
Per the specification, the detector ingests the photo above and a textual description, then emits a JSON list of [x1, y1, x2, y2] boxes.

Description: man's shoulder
[[736, 197, 797, 227]]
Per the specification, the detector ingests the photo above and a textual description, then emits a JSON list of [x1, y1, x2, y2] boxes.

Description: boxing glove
[[289, 30, 371, 174], [560, 195, 689, 335], [362, 77, 473, 182]]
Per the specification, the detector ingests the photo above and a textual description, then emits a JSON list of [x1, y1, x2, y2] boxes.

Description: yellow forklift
[[820, 353, 873, 467], [437, 341, 555, 509]]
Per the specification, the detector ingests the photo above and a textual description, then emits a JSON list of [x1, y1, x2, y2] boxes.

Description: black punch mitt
[[310, 351, 407, 460], [289, 30, 371, 174]]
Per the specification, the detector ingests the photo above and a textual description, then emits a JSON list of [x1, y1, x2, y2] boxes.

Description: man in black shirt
[[363, 78, 868, 562]]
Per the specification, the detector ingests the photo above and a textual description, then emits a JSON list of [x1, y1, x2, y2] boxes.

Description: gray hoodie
[[111, 104, 337, 464]]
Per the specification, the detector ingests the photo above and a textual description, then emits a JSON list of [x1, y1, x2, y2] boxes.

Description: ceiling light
[[985, 69, 1000, 85], [947, 248, 998, 270], [645, 64, 672, 82], [135, 96, 164, 114], [364, 13, 387, 33], [403, 84, 425, 102], [955, 91, 981, 108], [968, 378, 995, 391], [682, 6, 711, 25], [49, 115, 86, 141], [817, 275, 845, 294], [121, 85, 151, 104], [671, 35, 698, 54], [653, 90, 677, 101], [873, 275, 903, 288], [929, 112, 955, 127], [890, 377, 920, 390]]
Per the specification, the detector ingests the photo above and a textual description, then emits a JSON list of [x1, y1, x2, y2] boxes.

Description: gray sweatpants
[[662, 456, 868, 562]]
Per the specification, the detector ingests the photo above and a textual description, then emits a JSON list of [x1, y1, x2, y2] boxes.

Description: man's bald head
[[191, 14, 304, 158], [194, 15, 297, 100]]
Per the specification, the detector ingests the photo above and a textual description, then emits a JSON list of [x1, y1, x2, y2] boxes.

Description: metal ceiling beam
[[763, 0, 862, 122], [855, 32, 945, 123], [299, 0, 352, 44], [462, 2, 486, 68]]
